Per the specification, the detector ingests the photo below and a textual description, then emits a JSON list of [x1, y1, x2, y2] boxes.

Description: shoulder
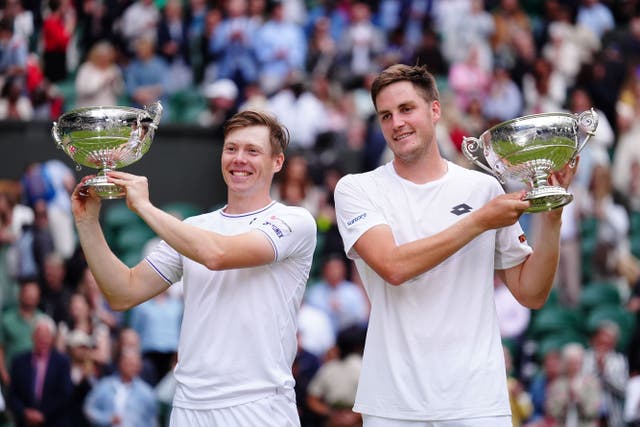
[[336, 167, 386, 194]]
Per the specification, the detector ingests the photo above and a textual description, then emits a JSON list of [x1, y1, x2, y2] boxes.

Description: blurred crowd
[[2, 0, 640, 426]]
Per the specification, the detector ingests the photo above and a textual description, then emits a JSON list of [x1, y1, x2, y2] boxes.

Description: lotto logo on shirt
[[346, 213, 367, 227], [262, 216, 292, 238]]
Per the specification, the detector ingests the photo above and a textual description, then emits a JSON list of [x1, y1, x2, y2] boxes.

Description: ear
[[431, 100, 441, 122], [273, 153, 285, 173]]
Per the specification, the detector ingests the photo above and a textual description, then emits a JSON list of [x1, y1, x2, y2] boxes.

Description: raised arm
[[499, 160, 579, 309], [352, 192, 530, 286], [106, 171, 276, 270], [71, 178, 170, 311]]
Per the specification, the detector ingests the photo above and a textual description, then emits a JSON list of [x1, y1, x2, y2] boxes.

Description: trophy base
[[83, 176, 125, 199], [524, 186, 573, 213]]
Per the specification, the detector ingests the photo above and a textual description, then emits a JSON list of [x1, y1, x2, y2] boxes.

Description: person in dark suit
[[7, 315, 73, 427]]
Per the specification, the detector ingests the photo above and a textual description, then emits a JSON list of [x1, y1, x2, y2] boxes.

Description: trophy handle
[[575, 107, 599, 154], [461, 136, 505, 183], [144, 101, 163, 129], [52, 122, 62, 148]]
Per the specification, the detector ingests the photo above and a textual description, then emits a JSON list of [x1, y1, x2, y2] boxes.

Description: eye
[[380, 113, 391, 121], [401, 106, 413, 113], [224, 146, 236, 153]]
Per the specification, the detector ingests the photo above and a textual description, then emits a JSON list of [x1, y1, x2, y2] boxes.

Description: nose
[[391, 114, 405, 129]]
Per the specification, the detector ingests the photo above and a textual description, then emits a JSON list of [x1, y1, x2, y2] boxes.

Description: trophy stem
[[84, 169, 126, 199]]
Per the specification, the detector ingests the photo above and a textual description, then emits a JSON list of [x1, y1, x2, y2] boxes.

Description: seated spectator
[[198, 78, 238, 130], [129, 290, 182, 385], [84, 347, 158, 427], [254, 0, 307, 95], [0, 280, 42, 386], [0, 16, 28, 89], [306, 324, 366, 427], [65, 329, 99, 427], [56, 292, 112, 367], [124, 36, 170, 113], [156, 0, 193, 94], [117, 0, 160, 57], [75, 41, 124, 108], [0, 76, 33, 120], [582, 320, 629, 426], [546, 343, 602, 426], [7, 315, 73, 427], [528, 346, 563, 422], [305, 254, 368, 336]]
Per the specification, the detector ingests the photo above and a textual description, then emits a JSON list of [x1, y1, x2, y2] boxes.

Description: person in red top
[[41, 0, 75, 82]]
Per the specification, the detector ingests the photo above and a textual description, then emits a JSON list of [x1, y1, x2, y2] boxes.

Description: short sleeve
[[334, 175, 387, 259], [145, 239, 183, 285], [254, 207, 317, 262]]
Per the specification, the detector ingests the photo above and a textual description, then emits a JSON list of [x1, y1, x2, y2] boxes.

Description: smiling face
[[221, 125, 284, 198], [375, 80, 441, 165]]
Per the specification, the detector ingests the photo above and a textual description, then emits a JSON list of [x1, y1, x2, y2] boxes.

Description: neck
[[224, 192, 273, 215], [393, 155, 448, 184]]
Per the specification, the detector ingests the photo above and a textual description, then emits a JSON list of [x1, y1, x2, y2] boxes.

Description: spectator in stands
[[129, 290, 182, 385], [7, 315, 73, 427], [482, 64, 523, 124], [334, 1, 383, 83], [41, 0, 76, 83], [0, 279, 42, 386], [447, 43, 490, 113], [582, 320, 629, 427], [267, 72, 329, 151], [117, 0, 160, 57], [576, 0, 615, 40], [578, 164, 639, 296], [124, 36, 170, 112], [207, 0, 259, 93], [504, 344, 533, 427], [522, 56, 567, 115], [566, 87, 614, 193], [156, 0, 193, 94], [56, 292, 112, 367], [0, 75, 33, 120], [254, 0, 307, 95], [74, 40, 124, 108], [0, 16, 28, 88], [65, 329, 99, 427], [490, 0, 532, 70], [76, 265, 123, 332], [306, 324, 366, 427], [528, 346, 563, 422], [198, 78, 238, 129], [271, 152, 323, 218], [305, 254, 368, 336], [3, 0, 35, 50], [84, 347, 158, 427], [38, 252, 73, 325], [546, 343, 602, 427]]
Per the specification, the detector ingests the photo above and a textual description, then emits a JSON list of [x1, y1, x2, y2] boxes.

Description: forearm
[[75, 219, 138, 310], [514, 211, 562, 307], [134, 202, 226, 269]]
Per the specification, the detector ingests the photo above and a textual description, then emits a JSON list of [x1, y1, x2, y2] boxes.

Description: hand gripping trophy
[[52, 102, 163, 199], [461, 109, 598, 212]]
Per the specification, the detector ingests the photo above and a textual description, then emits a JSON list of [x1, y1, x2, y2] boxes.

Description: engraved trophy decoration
[[52, 102, 162, 199], [461, 109, 598, 212]]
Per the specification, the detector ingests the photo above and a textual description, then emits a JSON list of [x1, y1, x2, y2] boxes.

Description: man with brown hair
[[72, 110, 317, 426]]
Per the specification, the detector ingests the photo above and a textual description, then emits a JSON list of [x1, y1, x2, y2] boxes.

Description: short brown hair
[[223, 109, 290, 156], [370, 64, 440, 110]]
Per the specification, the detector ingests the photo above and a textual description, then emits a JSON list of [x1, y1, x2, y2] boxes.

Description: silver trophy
[[52, 102, 163, 199], [461, 109, 598, 212]]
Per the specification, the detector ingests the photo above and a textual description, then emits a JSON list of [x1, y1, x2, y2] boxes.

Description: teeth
[[395, 133, 412, 141], [232, 171, 250, 176]]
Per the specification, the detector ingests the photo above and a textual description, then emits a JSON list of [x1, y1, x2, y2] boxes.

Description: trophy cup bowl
[[461, 109, 598, 213], [52, 102, 162, 199]]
